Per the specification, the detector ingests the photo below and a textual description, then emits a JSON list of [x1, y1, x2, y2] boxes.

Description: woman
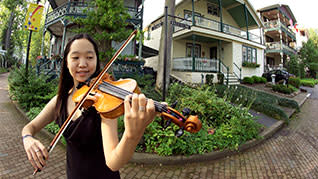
[[21, 34, 157, 178]]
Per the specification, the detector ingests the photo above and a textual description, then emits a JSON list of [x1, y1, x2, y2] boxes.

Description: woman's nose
[[78, 58, 87, 67]]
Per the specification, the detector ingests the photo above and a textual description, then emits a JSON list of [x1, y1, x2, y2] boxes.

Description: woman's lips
[[77, 71, 89, 77]]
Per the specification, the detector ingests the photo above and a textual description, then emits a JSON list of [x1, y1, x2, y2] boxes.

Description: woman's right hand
[[22, 136, 49, 170]]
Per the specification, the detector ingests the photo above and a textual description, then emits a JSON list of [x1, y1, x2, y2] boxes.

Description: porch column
[[243, 3, 249, 40], [278, 11, 283, 65], [60, 21, 68, 55], [218, 40, 222, 72], [138, 0, 144, 60], [192, 0, 195, 26], [192, 34, 196, 71], [40, 28, 47, 56], [218, 0, 223, 32]]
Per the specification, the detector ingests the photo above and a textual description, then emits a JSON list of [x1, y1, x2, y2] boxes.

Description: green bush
[[260, 77, 267, 83], [288, 77, 301, 88], [272, 84, 294, 94], [215, 85, 298, 121], [217, 73, 224, 84], [243, 77, 254, 84], [8, 66, 58, 111], [205, 74, 214, 85], [133, 83, 262, 156], [300, 78, 316, 87]]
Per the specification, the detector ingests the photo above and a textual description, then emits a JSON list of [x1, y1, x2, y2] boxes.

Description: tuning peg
[[175, 127, 184, 137], [171, 100, 178, 108], [182, 107, 191, 116]]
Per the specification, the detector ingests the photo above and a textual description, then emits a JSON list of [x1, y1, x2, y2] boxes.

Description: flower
[[208, 128, 215, 135]]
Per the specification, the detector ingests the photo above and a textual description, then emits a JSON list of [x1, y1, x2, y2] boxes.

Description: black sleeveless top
[[58, 106, 120, 179]]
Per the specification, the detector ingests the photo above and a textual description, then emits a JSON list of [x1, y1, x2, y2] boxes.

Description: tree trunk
[[4, 12, 15, 51], [156, 0, 175, 91]]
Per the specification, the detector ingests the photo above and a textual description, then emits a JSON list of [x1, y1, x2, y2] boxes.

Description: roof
[[257, 4, 297, 23]]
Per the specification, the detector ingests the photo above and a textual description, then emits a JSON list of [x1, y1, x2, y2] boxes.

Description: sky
[[143, 0, 318, 29]]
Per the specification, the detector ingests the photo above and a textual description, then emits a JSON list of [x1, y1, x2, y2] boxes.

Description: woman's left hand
[[123, 93, 156, 140]]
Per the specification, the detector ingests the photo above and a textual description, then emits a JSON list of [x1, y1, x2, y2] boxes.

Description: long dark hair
[[55, 34, 100, 122]]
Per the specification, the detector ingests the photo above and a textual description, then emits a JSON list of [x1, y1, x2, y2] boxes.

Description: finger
[[131, 93, 139, 113], [30, 148, 43, 169], [26, 150, 37, 170], [36, 150, 46, 167], [37, 142, 49, 160], [138, 94, 147, 111], [146, 99, 155, 114], [124, 94, 132, 114]]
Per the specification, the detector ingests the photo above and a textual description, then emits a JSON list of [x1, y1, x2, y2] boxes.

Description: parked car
[[262, 69, 295, 83]]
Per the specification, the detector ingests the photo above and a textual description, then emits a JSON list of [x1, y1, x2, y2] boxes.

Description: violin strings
[[98, 81, 168, 113]]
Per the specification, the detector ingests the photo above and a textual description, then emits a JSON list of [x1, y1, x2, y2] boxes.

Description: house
[[258, 4, 297, 71], [40, 0, 144, 64], [296, 28, 309, 52], [144, 0, 265, 85]]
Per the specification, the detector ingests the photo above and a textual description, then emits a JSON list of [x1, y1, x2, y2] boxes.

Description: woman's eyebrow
[[70, 50, 94, 55]]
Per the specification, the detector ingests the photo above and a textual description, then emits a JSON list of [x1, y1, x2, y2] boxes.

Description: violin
[[72, 73, 202, 135], [33, 30, 201, 175]]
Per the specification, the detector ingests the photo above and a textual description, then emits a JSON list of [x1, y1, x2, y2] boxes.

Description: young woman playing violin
[[21, 34, 157, 178]]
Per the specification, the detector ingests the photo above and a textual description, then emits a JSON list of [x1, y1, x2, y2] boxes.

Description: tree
[[156, 0, 175, 92], [299, 30, 318, 78], [71, 0, 132, 61]]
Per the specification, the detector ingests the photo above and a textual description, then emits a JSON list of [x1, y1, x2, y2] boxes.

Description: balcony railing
[[173, 15, 261, 44], [264, 20, 295, 38], [173, 57, 219, 72], [265, 42, 296, 54], [45, 2, 141, 26], [45, 2, 88, 25]]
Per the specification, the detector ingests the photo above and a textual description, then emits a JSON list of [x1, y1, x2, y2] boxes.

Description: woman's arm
[[101, 93, 156, 171], [21, 95, 58, 170]]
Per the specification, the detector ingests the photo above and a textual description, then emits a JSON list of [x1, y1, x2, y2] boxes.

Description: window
[[184, 10, 201, 20], [242, 46, 257, 63], [207, 3, 219, 17], [186, 43, 201, 58]]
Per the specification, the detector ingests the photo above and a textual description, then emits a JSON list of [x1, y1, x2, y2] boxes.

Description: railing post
[[192, 0, 195, 26], [227, 66, 229, 85]]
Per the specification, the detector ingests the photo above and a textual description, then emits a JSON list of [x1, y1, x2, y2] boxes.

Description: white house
[[144, 0, 266, 85]]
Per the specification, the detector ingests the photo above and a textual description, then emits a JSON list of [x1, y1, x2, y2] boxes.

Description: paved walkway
[[1, 72, 318, 178]]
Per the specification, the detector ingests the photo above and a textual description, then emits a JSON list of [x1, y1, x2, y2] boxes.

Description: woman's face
[[67, 38, 97, 87]]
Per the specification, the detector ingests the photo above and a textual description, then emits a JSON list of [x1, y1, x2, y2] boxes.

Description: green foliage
[[300, 78, 318, 87], [272, 84, 295, 94], [139, 83, 262, 156], [215, 85, 298, 121], [71, 0, 132, 61], [217, 73, 224, 84], [0, 67, 8, 73], [205, 74, 214, 85], [8, 66, 57, 111], [243, 77, 254, 84], [242, 61, 260, 68], [288, 77, 301, 88], [286, 55, 302, 77]]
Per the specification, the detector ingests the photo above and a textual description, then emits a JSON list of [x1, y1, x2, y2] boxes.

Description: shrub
[[288, 77, 301, 88], [260, 77, 267, 83], [243, 77, 254, 84], [8, 66, 57, 111], [217, 73, 224, 84], [205, 74, 214, 85], [242, 61, 260, 68], [134, 83, 262, 156], [272, 84, 293, 94]]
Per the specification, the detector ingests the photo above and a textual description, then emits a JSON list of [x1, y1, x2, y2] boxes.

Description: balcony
[[264, 20, 296, 39], [45, 2, 88, 26], [45, 2, 142, 27], [173, 57, 219, 72], [265, 42, 296, 54], [173, 15, 261, 44]]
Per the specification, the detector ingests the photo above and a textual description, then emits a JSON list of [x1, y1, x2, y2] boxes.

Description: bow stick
[[33, 30, 138, 175]]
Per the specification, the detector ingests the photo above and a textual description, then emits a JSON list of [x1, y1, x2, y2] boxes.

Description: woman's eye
[[87, 56, 93, 59], [72, 56, 79, 60]]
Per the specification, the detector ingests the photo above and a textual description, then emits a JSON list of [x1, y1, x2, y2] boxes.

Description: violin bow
[[33, 30, 138, 175]]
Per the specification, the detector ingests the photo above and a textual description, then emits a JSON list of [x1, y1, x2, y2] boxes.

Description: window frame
[[186, 43, 201, 58], [207, 2, 220, 17], [242, 45, 257, 63]]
